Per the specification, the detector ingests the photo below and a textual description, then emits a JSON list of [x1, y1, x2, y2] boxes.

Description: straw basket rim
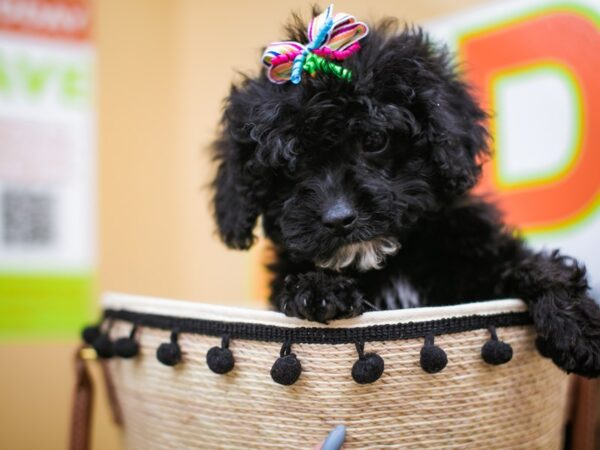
[[102, 292, 527, 330], [101, 294, 532, 346]]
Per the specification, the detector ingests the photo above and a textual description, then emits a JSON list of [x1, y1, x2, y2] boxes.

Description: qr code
[[2, 189, 55, 246]]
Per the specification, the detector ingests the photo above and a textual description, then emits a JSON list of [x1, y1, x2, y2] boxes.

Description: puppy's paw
[[277, 272, 364, 323], [537, 333, 600, 378], [534, 295, 600, 378]]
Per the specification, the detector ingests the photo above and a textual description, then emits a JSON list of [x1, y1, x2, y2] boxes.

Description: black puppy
[[211, 15, 600, 377]]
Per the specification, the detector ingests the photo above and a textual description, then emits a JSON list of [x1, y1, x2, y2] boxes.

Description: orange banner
[[0, 0, 90, 42]]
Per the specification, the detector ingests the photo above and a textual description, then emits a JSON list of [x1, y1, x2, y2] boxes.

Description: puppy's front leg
[[406, 199, 600, 377], [273, 270, 364, 323], [500, 250, 600, 377]]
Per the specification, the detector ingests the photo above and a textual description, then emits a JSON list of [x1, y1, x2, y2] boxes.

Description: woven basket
[[97, 293, 569, 449]]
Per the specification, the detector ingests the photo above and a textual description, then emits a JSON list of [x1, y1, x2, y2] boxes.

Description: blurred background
[[0, 0, 598, 448]]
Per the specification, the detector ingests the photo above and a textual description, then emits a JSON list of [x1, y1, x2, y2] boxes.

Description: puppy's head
[[212, 14, 488, 271]]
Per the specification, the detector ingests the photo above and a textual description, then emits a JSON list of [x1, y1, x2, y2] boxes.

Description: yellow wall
[[0, 1, 492, 449]]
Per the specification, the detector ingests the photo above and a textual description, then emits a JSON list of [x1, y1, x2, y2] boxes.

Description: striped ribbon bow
[[262, 4, 369, 85]]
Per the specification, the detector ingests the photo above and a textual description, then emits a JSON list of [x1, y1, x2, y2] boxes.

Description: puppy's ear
[[422, 47, 489, 196], [372, 27, 489, 196], [212, 84, 269, 250]]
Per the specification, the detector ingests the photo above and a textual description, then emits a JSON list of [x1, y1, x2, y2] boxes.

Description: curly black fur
[[211, 15, 600, 377]]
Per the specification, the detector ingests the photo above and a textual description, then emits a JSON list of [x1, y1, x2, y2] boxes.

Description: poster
[[428, 0, 600, 293], [0, 0, 95, 338]]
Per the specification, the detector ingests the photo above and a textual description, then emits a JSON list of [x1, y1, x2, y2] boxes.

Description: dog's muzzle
[[316, 237, 400, 272]]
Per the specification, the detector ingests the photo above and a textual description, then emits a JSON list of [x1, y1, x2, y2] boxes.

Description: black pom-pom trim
[[93, 333, 114, 359], [104, 308, 531, 345], [207, 335, 235, 374], [114, 325, 139, 358], [420, 334, 448, 374], [271, 355, 301, 385], [156, 330, 181, 366], [481, 326, 513, 365], [271, 342, 301, 385], [352, 342, 384, 384], [114, 338, 139, 358], [82, 325, 101, 346], [157, 342, 181, 366]]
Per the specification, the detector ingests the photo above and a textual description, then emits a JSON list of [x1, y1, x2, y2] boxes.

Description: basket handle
[[70, 345, 123, 450], [70, 345, 94, 450]]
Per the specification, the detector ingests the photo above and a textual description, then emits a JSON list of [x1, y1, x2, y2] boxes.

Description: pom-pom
[[82, 325, 100, 345], [481, 339, 513, 365], [93, 334, 114, 359], [352, 353, 384, 384], [114, 337, 139, 358], [420, 335, 448, 374], [156, 330, 181, 366], [351, 342, 384, 384], [481, 326, 513, 365], [157, 342, 181, 366], [271, 354, 302, 385], [207, 347, 235, 374]]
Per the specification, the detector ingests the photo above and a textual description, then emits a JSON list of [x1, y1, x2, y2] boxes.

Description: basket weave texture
[[103, 294, 569, 450]]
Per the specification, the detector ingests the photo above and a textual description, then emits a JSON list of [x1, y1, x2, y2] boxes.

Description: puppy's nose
[[322, 199, 357, 234]]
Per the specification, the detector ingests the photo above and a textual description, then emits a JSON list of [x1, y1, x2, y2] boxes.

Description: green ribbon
[[303, 52, 352, 82]]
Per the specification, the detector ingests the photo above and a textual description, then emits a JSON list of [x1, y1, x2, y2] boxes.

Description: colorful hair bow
[[262, 4, 369, 84]]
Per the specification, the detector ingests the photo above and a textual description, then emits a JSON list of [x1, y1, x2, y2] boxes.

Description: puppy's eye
[[361, 131, 389, 153]]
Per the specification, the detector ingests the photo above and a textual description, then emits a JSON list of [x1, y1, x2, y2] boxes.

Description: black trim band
[[103, 309, 532, 345]]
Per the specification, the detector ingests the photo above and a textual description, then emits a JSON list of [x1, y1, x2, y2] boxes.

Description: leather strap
[[570, 376, 599, 450], [70, 345, 94, 450]]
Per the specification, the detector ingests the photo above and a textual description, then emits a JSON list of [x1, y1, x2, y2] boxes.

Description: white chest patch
[[316, 237, 400, 272], [380, 275, 421, 309]]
